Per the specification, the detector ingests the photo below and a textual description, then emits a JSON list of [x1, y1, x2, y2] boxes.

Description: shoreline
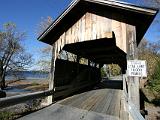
[[5, 79, 49, 97], [1, 79, 50, 119]]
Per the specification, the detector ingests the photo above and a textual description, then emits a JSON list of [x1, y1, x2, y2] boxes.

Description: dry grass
[[145, 102, 160, 120], [25, 83, 49, 92], [7, 80, 49, 92]]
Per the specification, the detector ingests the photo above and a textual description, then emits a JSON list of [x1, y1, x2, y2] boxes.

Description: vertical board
[[91, 13, 97, 40], [112, 19, 122, 51], [126, 24, 140, 110], [81, 14, 86, 42], [55, 12, 128, 55], [85, 13, 92, 40]]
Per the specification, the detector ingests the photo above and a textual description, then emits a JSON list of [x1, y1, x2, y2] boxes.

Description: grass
[[142, 87, 160, 107], [31, 82, 40, 86], [140, 61, 160, 107], [151, 99, 160, 106], [24, 83, 48, 92], [0, 111, 14, 120], [0, 98, 46, 120], [149, 62, 160, 93]]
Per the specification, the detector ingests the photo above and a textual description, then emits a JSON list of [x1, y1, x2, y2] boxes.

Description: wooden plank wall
[[52, 59, 100, 99], [54, 12, 129, 55]]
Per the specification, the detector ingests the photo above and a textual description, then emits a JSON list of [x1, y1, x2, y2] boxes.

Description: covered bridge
[[0, 0, 158, 120], [36, 0, 158, 119]]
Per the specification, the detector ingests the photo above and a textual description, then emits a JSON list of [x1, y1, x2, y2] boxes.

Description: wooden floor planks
[[18, 79, 129, 120], [59, 88, 123, 119], [18, 103, 120, 120]]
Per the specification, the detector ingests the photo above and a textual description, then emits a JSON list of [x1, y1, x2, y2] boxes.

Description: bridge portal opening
[[53, 36, 127, 99]]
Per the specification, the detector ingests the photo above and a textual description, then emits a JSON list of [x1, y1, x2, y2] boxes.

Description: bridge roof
[[63, 36, 126, 65], [38, 0, 158, 45]]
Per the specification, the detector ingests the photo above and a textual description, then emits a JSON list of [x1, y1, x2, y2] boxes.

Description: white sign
[[127, 60, 147, 77]]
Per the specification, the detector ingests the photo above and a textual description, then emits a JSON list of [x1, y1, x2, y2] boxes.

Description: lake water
[[6, 71, 49, 81]]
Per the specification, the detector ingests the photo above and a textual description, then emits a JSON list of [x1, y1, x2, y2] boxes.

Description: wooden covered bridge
[[0, 0, 158, 120]]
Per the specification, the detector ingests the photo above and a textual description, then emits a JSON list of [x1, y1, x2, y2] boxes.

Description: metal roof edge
[[84, 0, 158, 15]]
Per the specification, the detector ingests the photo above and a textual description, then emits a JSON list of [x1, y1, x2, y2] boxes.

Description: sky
[[0, 0, 159, 69], [0, 0, 72, 69]]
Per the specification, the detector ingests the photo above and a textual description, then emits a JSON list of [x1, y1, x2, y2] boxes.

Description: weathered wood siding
[[54, 12, 132, 54], [54, 59, 100, 87]]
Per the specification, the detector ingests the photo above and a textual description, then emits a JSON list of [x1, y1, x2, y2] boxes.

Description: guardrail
[[122, 74, 145, 120], [55, 81, 96, 98], [128, 101, 145, 120], [0, 80, 96, 109], [1, 75, 145, 120], [0, 90, 53, 109]]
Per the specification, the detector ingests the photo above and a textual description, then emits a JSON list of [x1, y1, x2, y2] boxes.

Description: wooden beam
[[64, 46, 126, 61], [94, 56, 125, 61], [63, 40, 116, 54], [0, 90, 53, 109], [127, 25, 140, 110], [54, 81, 96, 98], [94, 59, 121, 64], [86, 54, 126, 60], [79, 46, 116, 55], [48, 43, 57, 104]]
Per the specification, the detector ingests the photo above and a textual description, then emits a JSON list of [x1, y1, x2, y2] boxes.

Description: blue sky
[[0, 0, 72, 68], [0, 0, 159, 69]]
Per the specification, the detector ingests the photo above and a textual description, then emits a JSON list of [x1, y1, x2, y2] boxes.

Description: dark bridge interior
[[63, 36, 127, 68], [54, 36, 126, 99]]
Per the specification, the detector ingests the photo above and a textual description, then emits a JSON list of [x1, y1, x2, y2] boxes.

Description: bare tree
[[36, 46, 52, 72], [36, 16, 53, 36], [138, 38, 160, 76], [0, 22, 32, 89], [36, 17, 77, 72], [35, 16, 53, 72]]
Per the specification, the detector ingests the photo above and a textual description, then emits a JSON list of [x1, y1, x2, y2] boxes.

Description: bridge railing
[[0, 80, 96, 109], [1, 75, 145, 120], [0, 89, 53, 109], [122, 74, 145, 120], [128, 100, 145, 120]]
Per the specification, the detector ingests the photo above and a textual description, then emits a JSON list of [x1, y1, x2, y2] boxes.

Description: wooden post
[[122, 74, 126, 93], [88, 60, 90, 66], [121, 65, 126, 92], [127, 26, 140, 110], [48, 43, 57, 104], [77, 56, 80, 74]]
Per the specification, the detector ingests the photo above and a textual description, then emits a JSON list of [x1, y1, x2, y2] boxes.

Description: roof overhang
[[63, 37, 127, 65], [38, 0, 158, 45]]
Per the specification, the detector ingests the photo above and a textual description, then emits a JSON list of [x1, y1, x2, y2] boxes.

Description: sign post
[[127, 60, 147, 111]]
